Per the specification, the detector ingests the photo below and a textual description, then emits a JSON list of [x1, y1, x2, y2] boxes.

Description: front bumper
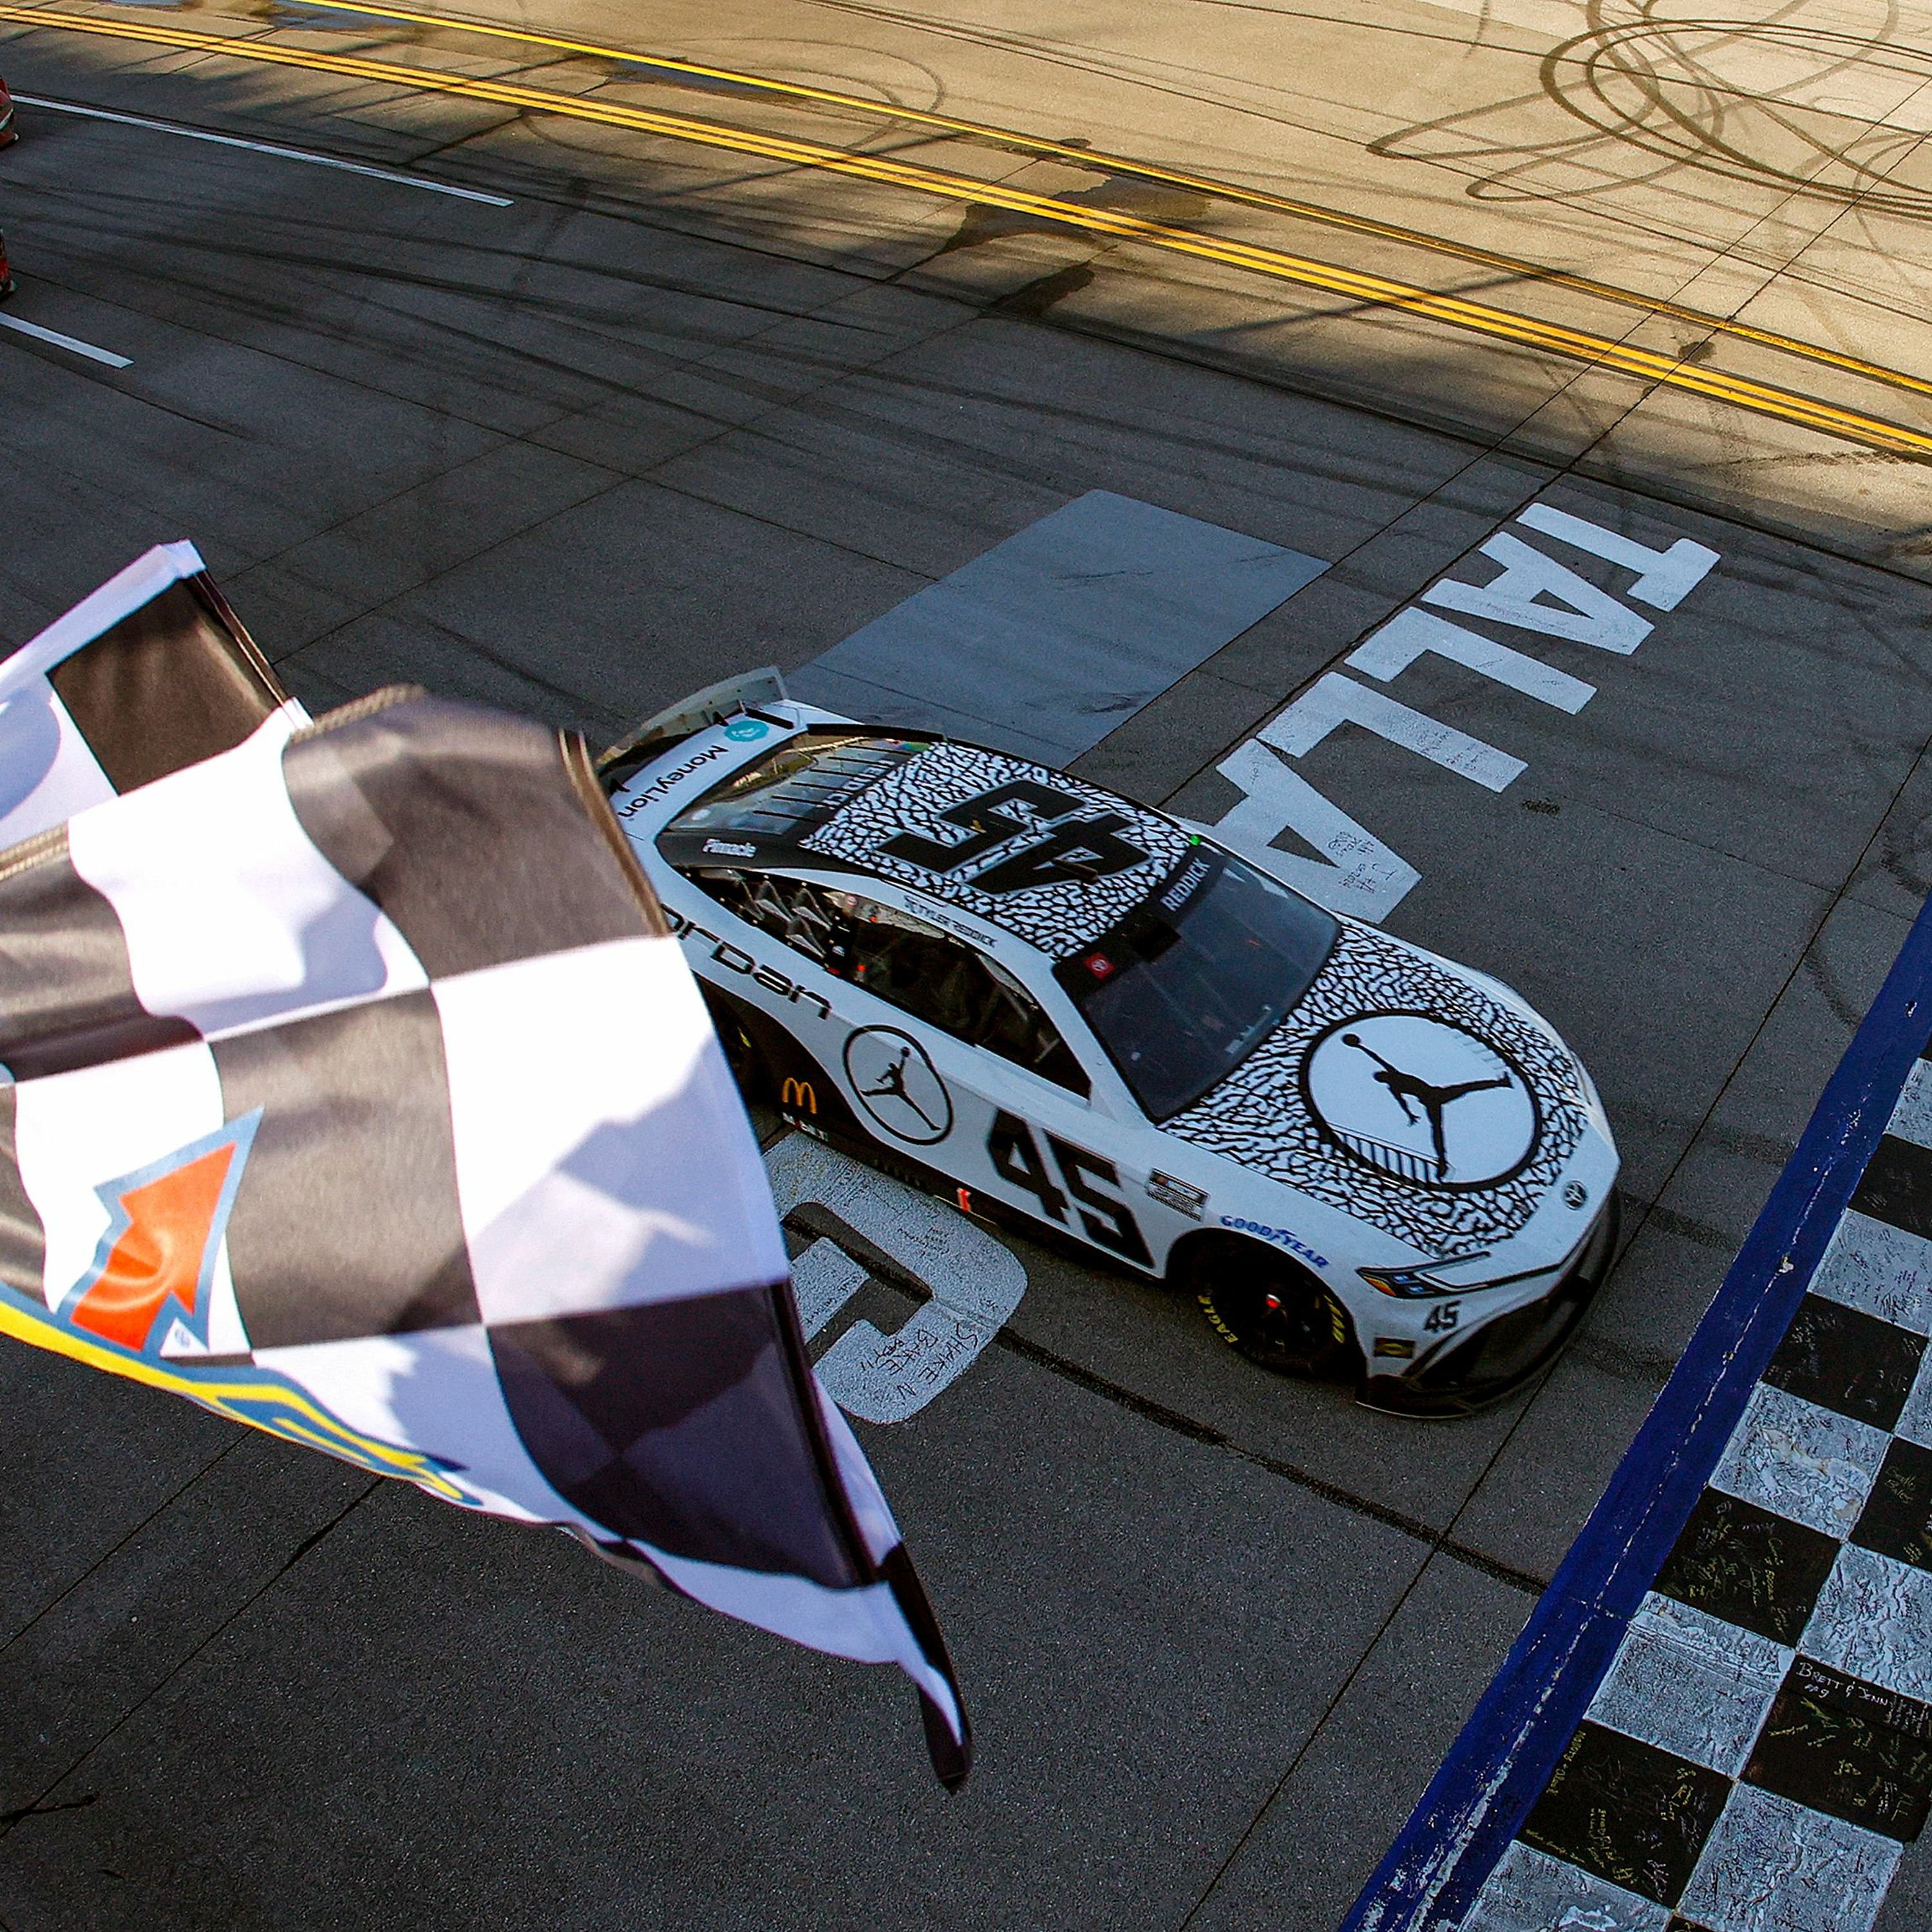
[[1356, 1193, 1622, 1417]]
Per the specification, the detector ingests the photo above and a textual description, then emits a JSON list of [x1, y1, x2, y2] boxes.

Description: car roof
[[658, 725, 1198, 961]]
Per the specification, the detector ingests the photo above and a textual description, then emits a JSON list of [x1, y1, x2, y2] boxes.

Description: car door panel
[[675, 867, 1166, 1275]]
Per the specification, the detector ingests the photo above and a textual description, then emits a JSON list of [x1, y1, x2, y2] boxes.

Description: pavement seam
[[0, 1477, 381, 1846], [269, 475, 650, 679], [223, 436, 621, 624], [276, 288, 990, 675], [642, 466, 947, 585], [1500, 786, 1866, 902], [1173, 1444, 1554, 1931], [0, 1434, 246, 1662], [990, 1323, 1547, 1596]]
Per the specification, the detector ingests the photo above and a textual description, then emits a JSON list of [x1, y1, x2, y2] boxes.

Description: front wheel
[[1189, 1238, 1356, 1379]]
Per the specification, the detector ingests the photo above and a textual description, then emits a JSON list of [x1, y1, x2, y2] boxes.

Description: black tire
[[1189, 1237, 1356, 1379]]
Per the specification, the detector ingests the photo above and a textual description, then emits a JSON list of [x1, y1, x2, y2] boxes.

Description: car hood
[[1161, 920, 1595, 1253]]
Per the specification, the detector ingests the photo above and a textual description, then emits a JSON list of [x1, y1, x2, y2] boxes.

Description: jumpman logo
[[1343, 1033, 1510, 1180], [859, 1045, 943, 1134]]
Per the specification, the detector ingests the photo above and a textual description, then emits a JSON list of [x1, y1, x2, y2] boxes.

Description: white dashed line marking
[[13, 95, 515, 204], [0, 311, 132, 367]]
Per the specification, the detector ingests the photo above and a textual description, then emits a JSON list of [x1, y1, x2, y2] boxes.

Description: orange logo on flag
[[64, 1114, 260, 1356]]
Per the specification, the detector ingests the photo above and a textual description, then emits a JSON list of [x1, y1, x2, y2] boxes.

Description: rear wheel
[[1189, 1237, 1356, 1379]]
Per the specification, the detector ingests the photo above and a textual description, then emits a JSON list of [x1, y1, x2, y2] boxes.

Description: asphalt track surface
[[5, 6, 1932, 1928], [12, 3, 1932, 461]]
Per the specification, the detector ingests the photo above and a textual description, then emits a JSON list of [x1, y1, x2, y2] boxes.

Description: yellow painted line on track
[[5, 1, 1931, 458], [214, 0, 1932, 417]]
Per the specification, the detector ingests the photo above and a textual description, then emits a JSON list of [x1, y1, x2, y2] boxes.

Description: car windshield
[[1055, 846, 1336, 1121]]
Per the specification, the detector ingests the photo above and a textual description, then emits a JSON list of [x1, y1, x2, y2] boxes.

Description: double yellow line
[[4, 0, 1930, 459], [299, 0, 1932, 419]]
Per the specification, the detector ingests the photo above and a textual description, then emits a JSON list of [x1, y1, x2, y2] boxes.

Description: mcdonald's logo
[[781, 1077, 818, 1116]]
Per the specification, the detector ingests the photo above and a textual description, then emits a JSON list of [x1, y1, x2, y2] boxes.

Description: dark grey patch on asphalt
[[989, 263, 1096, 317], [1641, 1204, 1741, 1253], [788, 489, 1327, 763]]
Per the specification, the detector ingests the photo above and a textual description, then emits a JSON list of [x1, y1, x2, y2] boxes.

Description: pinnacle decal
[[61, 1112, 262, 1355]]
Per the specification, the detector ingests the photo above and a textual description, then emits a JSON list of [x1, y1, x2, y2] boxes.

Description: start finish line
[[1344, 887, 1932, 1931]]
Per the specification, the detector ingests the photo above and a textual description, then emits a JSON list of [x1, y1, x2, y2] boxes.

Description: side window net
[[695, 871, 1087, 1095], [828, 890, 1089, 1095], [699, 869, 836, 965]]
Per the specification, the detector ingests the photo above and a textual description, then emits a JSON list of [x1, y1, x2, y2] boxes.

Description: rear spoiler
[[596, 667, 788, 790]]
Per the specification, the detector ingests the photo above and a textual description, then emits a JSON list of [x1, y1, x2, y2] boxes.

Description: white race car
[[604, 674, 1620, 1417]]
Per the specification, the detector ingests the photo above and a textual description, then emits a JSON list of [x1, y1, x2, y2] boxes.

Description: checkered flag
[[0, 674, 970, 1786], [0, 542, 303, 844]]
